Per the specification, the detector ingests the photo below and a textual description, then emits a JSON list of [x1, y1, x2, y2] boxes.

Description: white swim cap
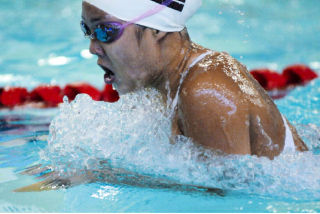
[[83, 0, 202, 32]]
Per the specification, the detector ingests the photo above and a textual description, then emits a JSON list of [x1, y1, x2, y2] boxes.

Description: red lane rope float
[[283, 64, 318, 85], [0, 83, 119, 108], [0, 87, 28, 108], [250, 69, 287, 90], [250, 64, 318, 99], [101, 84, 120, 103], [0, 64, 317, 108], [30, 85, 63, 107], [63, 82, 101, 101]]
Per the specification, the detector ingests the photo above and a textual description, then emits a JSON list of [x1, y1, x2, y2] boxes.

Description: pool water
[[1, 0, 320, 212]]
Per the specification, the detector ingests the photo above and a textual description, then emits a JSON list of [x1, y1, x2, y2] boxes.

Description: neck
[[152, 38, 190, 101], [153, 39, 207, 104]]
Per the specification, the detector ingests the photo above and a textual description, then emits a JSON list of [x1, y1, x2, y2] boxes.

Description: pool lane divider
[[0, 83, 119, 108], [250, 64, 318, 99], [0, 64, 318, 108]]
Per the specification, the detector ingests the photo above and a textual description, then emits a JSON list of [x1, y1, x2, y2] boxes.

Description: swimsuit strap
[[282, 114, 296, 152], [169, 50, 214, 117]]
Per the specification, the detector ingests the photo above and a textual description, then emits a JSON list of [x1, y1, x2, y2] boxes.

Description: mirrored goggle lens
[[80, 21, 91, 36], [95, 24, 122, 43]]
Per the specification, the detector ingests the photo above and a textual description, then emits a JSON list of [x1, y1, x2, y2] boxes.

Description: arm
[[177, 52, 290, 158], [178, 70, 252, 155], [15, 163, 224, 195]]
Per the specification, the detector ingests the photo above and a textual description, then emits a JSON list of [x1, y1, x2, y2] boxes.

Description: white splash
[[41, 89, 320, 200]]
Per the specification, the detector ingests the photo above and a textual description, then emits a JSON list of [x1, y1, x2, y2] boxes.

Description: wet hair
[[178, 28, 191, 41], [135, 25, 190, 46], [135, 25, 147, 45]]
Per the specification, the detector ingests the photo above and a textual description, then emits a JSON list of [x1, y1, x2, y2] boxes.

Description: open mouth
[[99, 65, 116, 84]]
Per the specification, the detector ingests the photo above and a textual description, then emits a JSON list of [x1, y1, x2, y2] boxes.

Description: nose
[[89, 39, 104, 56]]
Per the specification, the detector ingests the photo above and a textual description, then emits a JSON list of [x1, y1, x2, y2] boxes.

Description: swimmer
[[13, 0, 309, 193], [80, 0, 307, 159], [15, 162, 225, 195]]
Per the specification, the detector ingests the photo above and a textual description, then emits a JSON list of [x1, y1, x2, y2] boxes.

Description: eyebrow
[[90, 17, 103, 23], [82, 14, 118, 28], [81, 15, 103, 23]]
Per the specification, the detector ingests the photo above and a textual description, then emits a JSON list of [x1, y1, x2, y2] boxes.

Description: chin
[[117, 83, 144, 95], [114, 83, 133, 95]]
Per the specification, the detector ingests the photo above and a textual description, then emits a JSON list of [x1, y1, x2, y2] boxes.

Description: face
[[81, 2, 161, 94]]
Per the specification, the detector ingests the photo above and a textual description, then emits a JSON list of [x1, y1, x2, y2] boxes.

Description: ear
[[151, 29, 169, 42]]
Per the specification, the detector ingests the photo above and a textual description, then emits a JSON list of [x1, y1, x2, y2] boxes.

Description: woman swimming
[[13, 0, 311, 193], [80, 0, 307, 159]]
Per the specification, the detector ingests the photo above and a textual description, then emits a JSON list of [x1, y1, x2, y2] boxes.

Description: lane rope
[[250, 64, 318, 99], [0, 83, 119, 108], [0, 64, 318, 108]]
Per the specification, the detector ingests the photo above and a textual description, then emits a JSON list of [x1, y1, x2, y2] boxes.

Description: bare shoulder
[[180, 51, 256, 111], [178, 51, 288, 158], [177, 52, 253, 154]]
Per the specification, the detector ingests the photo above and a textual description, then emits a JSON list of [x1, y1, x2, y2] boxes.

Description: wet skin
[[82, 2, 307, 159]]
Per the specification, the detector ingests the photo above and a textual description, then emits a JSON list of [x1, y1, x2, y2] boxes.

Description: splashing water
[[40, 88, 320, 200]]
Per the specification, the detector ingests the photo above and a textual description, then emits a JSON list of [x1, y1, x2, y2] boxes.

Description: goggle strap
[[122, 0, 173, 28]]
